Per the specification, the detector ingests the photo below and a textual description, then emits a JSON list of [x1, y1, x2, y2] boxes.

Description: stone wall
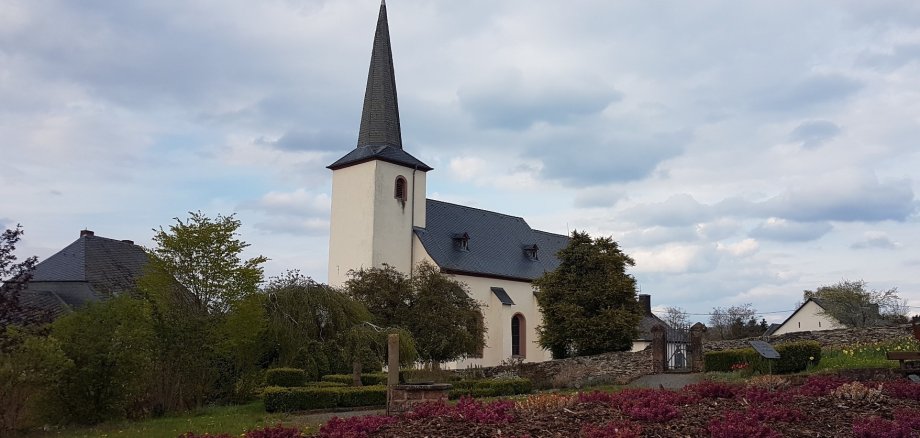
[[472, 348, 652, 389], [705, 324, 914, 352]]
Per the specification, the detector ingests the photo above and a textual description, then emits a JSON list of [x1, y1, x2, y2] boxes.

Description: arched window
[[511, 313, 526, 358], [394, 176, 407, 203]]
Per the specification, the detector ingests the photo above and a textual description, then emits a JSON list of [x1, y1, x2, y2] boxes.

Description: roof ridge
[[532, 229, 569, 239], [356, 0, 402, 148], [426, 198, 528, 222]]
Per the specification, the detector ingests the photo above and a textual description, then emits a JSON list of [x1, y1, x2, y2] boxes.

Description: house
[[769, 297, 845, 336], [326, 2, 653, 367], [8, 230, 148, 323], [632, 294, 671, 352]]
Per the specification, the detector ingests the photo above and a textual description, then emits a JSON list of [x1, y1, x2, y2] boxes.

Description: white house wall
[[772, 300, 843, 336]]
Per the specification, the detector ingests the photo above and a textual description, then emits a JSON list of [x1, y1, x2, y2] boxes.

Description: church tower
[[327, 1, 431, 287]]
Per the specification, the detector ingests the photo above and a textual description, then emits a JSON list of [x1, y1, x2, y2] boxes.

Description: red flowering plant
[[608, 388, 695, 423], [708, 411, 781, 438], [852, 416, 912, 438], [317, 415, 396, 438], [402, 396, 516, 424], [580, 420, 643, 438], [730, 362, 750, 372], [684, 381, 740, 399]]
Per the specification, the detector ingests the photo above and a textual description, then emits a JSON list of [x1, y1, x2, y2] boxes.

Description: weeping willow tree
[[263, 271, 415, 382]]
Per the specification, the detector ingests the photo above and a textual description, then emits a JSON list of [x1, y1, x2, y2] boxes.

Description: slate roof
[[14, 233, 149, 320], [414, 199, 569, 281], [327, 144, 432, 171], [636, 314, 671, 341], [328, 1, 432, 172]]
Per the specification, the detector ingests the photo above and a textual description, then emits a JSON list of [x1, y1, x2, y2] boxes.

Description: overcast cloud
[[2, 0, 919, 323]]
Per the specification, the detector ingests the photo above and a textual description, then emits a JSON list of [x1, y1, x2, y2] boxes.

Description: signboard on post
[[749, 340, 780, 359]]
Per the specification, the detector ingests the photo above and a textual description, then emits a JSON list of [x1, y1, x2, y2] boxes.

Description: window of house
[[394, 176, 407, 203], [798, 322, 801, 328], [453, 232, 470, 251], [511, 313, 526, 358], [522, 244, 539, 261]]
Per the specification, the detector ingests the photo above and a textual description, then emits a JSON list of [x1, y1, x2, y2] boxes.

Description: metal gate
[[666, 326, 692, 372]]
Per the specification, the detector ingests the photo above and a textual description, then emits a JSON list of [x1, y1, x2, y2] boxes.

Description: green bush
[[338, 385, 387, 407], [262, 385, 387, 412], [401, 369, 459, 383], [774, 341, 821, 373], [302, 381, 348, 388], [448, 377, 532, 399], [704, 341, 822, 374], [320, 372, 388, 386], [265, 368, 305, 387]]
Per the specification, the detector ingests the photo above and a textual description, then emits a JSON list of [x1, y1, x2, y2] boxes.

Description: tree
[[138, 212, 269, 412], [708, 304, 758, 340], [0, 327, 72, 431], [662, 306, 690, 329], [804, 280, 906, 327], [533, 231, 641, 358], [1, 224, 40, 348], [346, 262, 484, 366], [148, 211, 267, 315]]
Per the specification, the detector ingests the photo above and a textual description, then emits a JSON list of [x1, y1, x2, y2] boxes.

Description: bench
[[886, 351, 920, 373]]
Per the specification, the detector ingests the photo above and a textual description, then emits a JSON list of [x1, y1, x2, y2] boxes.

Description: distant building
[[9, 230, 148, 323], [633, 294, 671, 352], [770, 298, 845, 336]]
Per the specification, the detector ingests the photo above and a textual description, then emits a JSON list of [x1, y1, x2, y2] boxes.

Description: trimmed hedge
[[265, 368, 305, 388], [400, 369, 460, 384], [448, 378, 532, 399], [302, 381, 348, 388], [704, 340, 821, 374], [263, 385, 387, 412], [321, 372, 388, 386]]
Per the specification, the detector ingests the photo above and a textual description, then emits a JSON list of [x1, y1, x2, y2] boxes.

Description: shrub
[[576, 390, 616, 404], [403, 397, 516, 424], [708, 411, 780, 438], [795, 374, 850, 397], [302, 381, 348, 388], [338, 385, 387, 407], [831, 382, 884, 403], [852, 416, 912, 438], [883, 380, 920, 401], [320, 373, 387, 386], [737, 387, 791, 405], [318, 415, 396, 438], [263, 385, 387, 412], [893, 407, 920, 430], [448, 377, 532, 399], [747, 375, 789, 391], [515, 393, 575, 413], [685, 381, 739, 399], [704, 348, 759, 373], [579, 420, 643, 438], [265, 368, 306, 388], [400, 369, 458, 383], [263, 387, 339, 412], [773, 341, 821, 373], [609, 388, 692, 423]]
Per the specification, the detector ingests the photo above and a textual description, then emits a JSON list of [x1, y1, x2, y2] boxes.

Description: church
[[326, 1, 570, 367]]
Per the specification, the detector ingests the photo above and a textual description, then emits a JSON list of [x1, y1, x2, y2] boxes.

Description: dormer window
[[452, 232, 470, 251], [394, 176, 407, 204], [523, 244, 539, 260]]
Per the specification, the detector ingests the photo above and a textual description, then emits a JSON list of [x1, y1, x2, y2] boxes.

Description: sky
[[2, 0, 919, 324]]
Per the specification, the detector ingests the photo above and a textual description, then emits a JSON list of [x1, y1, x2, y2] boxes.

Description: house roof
[[414, 199, 569, 281], [635, 313, 670, 341], [770, 297, 839, 334], [17, 232, 149, 319], [328, 1, 431, 172]]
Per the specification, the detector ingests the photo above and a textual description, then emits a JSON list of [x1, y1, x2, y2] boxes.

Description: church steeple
[[327, 1, 431, 171], [357, 0, 402, 149]]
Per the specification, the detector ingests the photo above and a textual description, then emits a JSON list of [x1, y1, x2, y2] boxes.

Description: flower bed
[[313, 375, 920, 437]]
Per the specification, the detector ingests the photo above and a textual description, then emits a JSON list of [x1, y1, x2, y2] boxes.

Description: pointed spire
[[356, 0, 402, 149]]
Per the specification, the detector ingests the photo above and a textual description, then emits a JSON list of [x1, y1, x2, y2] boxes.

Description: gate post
[[651, 324, 667, 373], [690, 323, 706, 373], [386, 333, 399, 415]]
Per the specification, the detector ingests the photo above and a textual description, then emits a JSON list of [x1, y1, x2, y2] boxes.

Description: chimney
[[80, 229, 94, 238], [121, 240, 134, 245], [639, 294, 652, 316]]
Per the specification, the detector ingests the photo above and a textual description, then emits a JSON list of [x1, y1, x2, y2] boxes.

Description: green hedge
[[320, 372, 388, 386], [263, 385, 387, 412], [265, 368, 306, 388], [704, 341, 821, 374], [448, 378, 532, 399], [302, 381, 347, 388], [400, 369, 460, 384]]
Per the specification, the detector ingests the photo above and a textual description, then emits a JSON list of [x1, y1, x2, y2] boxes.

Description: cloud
[[240, 189, 330, 217], [857, 44, 920, 71], [622, 194, 712, 227], [573, 188, 626, 209], [850, 231, 900, 250], [258, 129, 355, 152], [756, 73, 863, 111], [618, 226, 700, 247], [717, 238, 759, 257], [253, 217, 329, 236], [789, 120, 841, 149], [749, 218, 833, 242], [457, 69, 621, 130], [632, 244, 721, 274], [762, 174, 916, 223]]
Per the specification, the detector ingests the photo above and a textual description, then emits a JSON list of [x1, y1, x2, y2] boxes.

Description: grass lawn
[[21, 401, 323, 438], [808, 336, 920, 373]]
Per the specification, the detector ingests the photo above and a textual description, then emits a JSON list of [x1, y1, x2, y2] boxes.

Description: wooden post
[[651, 324, 666, 374], [690, 322, 706, 373], [387, 333, 399, 415]]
